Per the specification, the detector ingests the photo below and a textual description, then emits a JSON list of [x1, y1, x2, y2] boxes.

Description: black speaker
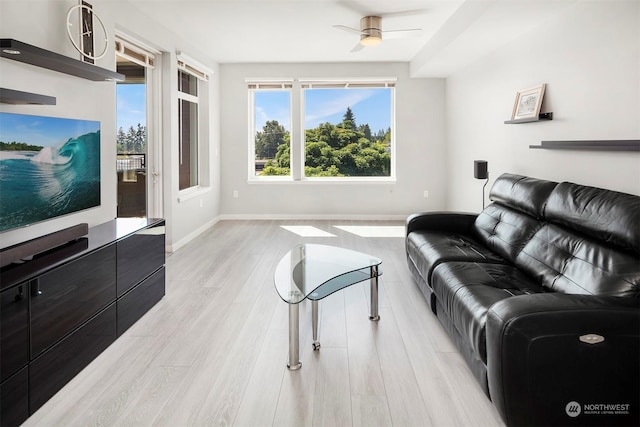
[[0, 223, 88, 268], [474, 160, 488, 180]]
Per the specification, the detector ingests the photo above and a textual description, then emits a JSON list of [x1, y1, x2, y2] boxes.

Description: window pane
[[179, 99, 198, 190], [253, 90, 291, 176], [304, 87, 392, 177], [178, 70, 198, 96]]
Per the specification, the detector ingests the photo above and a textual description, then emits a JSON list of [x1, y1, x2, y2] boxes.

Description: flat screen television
[[0, 112, 101, 233]]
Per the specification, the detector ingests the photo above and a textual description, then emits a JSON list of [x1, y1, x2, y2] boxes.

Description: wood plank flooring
[[23, 220, 504, 427]]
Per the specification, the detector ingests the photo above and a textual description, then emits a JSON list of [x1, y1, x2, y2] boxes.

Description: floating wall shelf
[[504, 112, 553, 124], [1, 39, 124, 82], [529, 140, 640, 151], [0, 87, 56, 105]]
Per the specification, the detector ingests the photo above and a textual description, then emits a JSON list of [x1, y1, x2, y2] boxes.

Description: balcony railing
[[116, 154, 145, 171]]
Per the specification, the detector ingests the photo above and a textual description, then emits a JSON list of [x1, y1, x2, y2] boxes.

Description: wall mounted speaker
[[474, 160, 488, 180]]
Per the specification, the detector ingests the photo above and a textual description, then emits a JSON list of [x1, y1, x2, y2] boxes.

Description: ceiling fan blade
[[350, 42, 365, 53], [332, 24, 363, 35], [380, 9, 429, 18], [382, 28, 423, 39], [337, 1, 428, 18]]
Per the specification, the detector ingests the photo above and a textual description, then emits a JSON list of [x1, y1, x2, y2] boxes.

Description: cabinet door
[[117, 267, 165, 336], [0, 366, 29, 427], [30, 244, 116, 358], [1, 284, 29, 382], [117, 222, 165, 297], [29, 303, 116, 413]]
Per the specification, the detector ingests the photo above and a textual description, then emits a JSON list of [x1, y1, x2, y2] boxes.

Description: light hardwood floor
[[23, 220, 505, 427]]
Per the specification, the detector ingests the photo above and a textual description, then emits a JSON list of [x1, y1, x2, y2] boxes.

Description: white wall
[[445, 0, 640, 212], [0, 0, 221, 250], [219, 62, 446, 218]]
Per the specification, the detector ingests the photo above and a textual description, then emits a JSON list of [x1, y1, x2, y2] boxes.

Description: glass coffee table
[[274, 244, 382, 370]]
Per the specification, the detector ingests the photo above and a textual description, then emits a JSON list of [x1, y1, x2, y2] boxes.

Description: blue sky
[[255, 88, 392, 134], [117, 84, 146, 131], [0, 112, 99, 147]]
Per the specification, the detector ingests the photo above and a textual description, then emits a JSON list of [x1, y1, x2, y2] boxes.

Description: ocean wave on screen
[[30, 140, 75, 165], [0, 151, 30, 161]]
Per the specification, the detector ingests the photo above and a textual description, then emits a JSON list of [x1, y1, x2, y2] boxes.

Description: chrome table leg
[[287, 303, 302, 370], [369, 265, 380, 321], [312, 300, 320, 350]]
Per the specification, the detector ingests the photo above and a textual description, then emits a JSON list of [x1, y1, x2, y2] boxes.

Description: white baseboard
[[217, 214, 408, 221], [166, 216, 221, 253]]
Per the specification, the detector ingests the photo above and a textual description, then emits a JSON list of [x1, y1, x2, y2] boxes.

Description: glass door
[[115, 36, 162, 218]]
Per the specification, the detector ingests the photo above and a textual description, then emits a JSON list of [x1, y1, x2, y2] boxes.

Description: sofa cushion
[[489, 173, 558, 218], [431, 262, 545, 363], [472, 204, 544, 263], [545, 181, 640, 254], [516, 224, 640, 297], [406, 231, 505, 284]]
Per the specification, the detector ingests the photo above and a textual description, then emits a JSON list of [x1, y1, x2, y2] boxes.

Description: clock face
[[66, 2, 109, 62]]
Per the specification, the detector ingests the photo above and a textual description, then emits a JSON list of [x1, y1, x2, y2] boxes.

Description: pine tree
[[342, 107, 356, 130]]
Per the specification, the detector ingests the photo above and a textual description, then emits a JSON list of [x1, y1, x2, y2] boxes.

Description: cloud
[[255, 105, 291, 131], [304, 89, 376, 128]]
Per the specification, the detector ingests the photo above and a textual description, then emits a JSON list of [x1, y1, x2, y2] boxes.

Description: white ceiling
[[126, 0, 577, 77]]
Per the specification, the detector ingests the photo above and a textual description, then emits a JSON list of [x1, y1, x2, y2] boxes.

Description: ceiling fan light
[[360, 35, 382, 46]]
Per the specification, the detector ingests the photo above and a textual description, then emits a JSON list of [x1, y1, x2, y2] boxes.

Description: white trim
[[167, 215, 220, 252], [247, 177, 396, 184], [177, 185, 211, 202], [245, 77, 295, 83], [114, 30, 161, 55], [218, 214, 408, 221], [115, 36, 156, 68], [298, 77, 397, 83], [299, 77, 397, 88], [176, 51, 212, 81]]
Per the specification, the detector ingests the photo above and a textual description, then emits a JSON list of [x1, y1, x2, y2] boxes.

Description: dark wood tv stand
[[0, 218, 165, 426]]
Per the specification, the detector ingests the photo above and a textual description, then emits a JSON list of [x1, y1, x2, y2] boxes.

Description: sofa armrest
[[486, 293, 640, 426], [406, 212, 478, 235]]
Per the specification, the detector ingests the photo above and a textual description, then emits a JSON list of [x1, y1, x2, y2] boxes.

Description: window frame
[[246, 77, 397, 183], [247, 80, 294, 182], [176, 52, 211, 199]]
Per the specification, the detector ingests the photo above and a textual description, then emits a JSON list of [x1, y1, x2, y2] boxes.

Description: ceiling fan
[[333, 15, 423, 52]]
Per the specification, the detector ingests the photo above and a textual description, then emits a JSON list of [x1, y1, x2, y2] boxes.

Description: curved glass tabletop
[[274, 244, 382, 304]]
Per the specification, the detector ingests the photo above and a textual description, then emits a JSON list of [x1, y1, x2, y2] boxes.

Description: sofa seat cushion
[[431, 261, 546, 363], [406, 231, 506, 284]]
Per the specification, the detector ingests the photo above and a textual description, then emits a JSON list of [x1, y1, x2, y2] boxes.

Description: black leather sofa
[[406, 173, 639, 426]]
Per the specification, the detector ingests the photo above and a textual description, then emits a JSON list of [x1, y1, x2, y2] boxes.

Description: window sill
[[247, 177, 397, 185], [177, 186, 211, 202]]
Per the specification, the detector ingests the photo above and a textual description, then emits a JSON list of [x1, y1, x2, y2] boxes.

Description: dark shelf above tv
[[1, 39, 124, 82], [504, 112, 553, 124], [529, 140, 640, 151], [0, 88, 56, 105]]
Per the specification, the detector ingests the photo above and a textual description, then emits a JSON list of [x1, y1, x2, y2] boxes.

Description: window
[[178, 70, 199, 190], [248, 78, 395, 181], [248, 82, 292, 177], [176, 52, 211, 195], [302, 81, 394, 178]]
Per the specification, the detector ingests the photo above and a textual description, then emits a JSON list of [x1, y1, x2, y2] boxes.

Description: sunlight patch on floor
[[333, 225, 405, 238], [280, 225, 337, 237]]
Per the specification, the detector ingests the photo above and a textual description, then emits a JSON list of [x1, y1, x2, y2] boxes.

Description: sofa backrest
[[515, 181, 640, 297], [545, 181, 640, 254], [472, 174, 557, 263]]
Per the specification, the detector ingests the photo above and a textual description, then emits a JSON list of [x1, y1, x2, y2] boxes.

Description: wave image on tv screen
[[0, 112, 101, 233]]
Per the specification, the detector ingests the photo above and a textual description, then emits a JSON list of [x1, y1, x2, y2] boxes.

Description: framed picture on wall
[[511, 84, 546, 120]]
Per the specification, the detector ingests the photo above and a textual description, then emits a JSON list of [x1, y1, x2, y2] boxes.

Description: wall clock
[[66, 1, 109, 63]]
